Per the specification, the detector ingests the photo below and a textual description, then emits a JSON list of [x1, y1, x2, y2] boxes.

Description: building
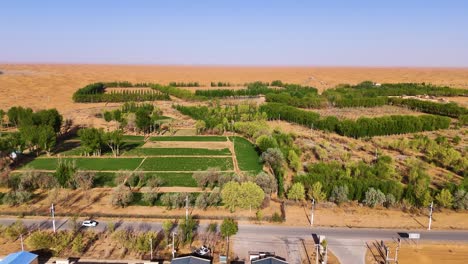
[[251, 256, 288, 264], [0, 251, 39, 264], [171, 255, 212, 264]]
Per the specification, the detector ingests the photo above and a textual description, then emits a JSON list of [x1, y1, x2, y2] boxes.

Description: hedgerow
[[73, 82, 170, 102], [389, 98, 468, 118]]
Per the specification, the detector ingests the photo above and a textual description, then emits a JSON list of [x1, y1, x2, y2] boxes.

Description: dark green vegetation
[[122, 147, 231, 156], [229, 136, 262, 172], [260, 103, 451, 138], [24, 158, 143, 171], [168, 81, 200, 87], [72, 83, 170, 102], [140, 157, 233, 171], [102, 102, 167, 133], [151, 136, 227, 142], [389, 98, 468, 118]]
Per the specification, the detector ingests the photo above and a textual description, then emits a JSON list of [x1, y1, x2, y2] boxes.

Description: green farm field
[[150, 136, 228, 142], [230, 136, 263, 172]]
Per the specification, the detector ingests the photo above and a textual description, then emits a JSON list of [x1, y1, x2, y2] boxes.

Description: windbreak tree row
[[259, 103, 451, 138], [73, 83, 170, 102], [388, 98, 468, 118]]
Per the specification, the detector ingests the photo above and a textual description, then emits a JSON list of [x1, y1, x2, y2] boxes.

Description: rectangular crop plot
[[230, 136, 263, 173], [123, 148, 231, 156], [122, 135, 145, 141], [144, 172, 197, 187], [140, 157, 233, 171], [24, 158, 143, 171], [150, 136, 227, 142]]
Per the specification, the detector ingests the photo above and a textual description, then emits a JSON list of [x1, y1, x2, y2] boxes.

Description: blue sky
[[1, 0, 467, 66]]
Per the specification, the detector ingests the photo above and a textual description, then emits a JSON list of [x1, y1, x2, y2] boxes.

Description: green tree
[[287, 150, 301, 172], [55, 159, 77, 188], [103, 130, 124, 157], [195, 120, 206, 134], [221, 181, 264, 212], [220, 218, 238, 239], [453, 189, 468, 210], [78, 128, 104, 156], [256, 135, 278, 152], [287, 182, 305, 201], [162, 220, 173, 244], [435, 189, 454, 208], [307, 181, 326, 202], [135, 109, 151, 133], [178, 216, 197, 245], [38, 125, 56, 156]]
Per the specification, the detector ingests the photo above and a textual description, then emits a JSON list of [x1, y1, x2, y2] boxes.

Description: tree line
[[389, 98, 468, 118], [259, 103, 451, 138], [0, 107, 63, 157], [73, 83, 170, 103], [103, 102, 164, 134], [169, 81, 200, 87]]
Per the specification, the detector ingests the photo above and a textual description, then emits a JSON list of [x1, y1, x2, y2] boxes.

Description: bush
[[307, 182, 326, 202], [271, 212, 284, 223], [256, 135, 278, 152], [384, 193, 396, 208], [4, 221, 27, 240], [363, 188, 386, 208], [111, 185, 134, 207], [435, 189, 454, 208], [287, 182, 305, 201], [329, 185, 349, 205], [453, 189, 468, 210]]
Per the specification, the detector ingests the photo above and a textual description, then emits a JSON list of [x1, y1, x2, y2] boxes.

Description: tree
[[220, 218, 238, 258], [220, 218, 238, 239], [254, 172, 277, 196], [162, 220, 173, 244], [19, 125, 39, 154], [73, 171, 95, 191], [261, 148, 285, 171], [38, 125, 56, 156], [329, 185, 349, 205], [135, 109, 151, 133], [78, 128, 104, 156], [195, 120, 206, 134], [256, 135, 278, 152], [193, 168, 222, 188], [142, 189, 159, 206], [287, 150, 301, 172], [435, 189, 454, 208], [453, 189, 468, 210], [111, 185, 134, 207], [221, 181, 264, 212], [363, 188, 386, 208], [307, 181, 326, 202], [55, 159, 76, 188], [287, 182, 305, 201], [103, 130, 124, 157], [178, 216, 197, 245]]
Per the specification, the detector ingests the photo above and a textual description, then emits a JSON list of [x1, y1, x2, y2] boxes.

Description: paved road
[[2, 218, 468, 264]]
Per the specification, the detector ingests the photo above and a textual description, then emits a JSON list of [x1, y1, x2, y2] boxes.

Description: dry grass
[[311, 105, 424, 120], [366, 241, 468, 264]]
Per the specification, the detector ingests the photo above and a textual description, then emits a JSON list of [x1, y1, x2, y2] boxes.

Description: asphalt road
[[2, 217, 468, 264]]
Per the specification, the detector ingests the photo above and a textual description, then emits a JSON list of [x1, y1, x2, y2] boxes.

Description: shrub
[[271, 212, 284, 223], [363, 188, 386, 208], [4, 221, 27, 240], [384, 193, 396, 208], [287, 182, 305, 201], [256, 135, 278, 152], [307, 182, 326, 202], [254, 172, 277, 196], [453, 189, 468, 210], [111, 185, 134, 207], [435, 189, 454, 208], [329, 185, 349, 205]]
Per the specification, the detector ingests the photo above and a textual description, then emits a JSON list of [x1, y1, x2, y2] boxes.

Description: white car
[[194, 245, 210, 256], [81, 220, 98, 227]]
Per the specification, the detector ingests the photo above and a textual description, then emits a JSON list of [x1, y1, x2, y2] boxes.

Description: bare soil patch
[[366, 241, 468, 264]]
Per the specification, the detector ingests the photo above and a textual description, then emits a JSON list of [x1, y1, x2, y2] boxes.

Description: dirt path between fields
[[227, 136, 242, 175]]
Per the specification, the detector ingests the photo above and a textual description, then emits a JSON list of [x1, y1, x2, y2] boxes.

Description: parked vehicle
[[194, 245, 210, 256], [81, 220, 98, 227]]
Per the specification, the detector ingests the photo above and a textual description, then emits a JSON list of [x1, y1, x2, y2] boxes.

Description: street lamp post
[[172, 232, 177, 258], [51, 203, 56, 233]]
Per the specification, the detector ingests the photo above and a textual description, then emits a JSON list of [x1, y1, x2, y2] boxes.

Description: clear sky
[[1, 0, 467, 67]]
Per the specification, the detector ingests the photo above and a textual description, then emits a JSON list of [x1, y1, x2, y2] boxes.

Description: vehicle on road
[[81, 220, 98, 227], [194, 245, 210, 256]]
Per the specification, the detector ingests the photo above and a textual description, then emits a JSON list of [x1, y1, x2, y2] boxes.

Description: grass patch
[[229, 136, 263, 173], [123, 148, 231, 156], [150, 136, 227, 142], [140, 157, 233, 171], [24, 158, 143, 171], [145, 172, 197, 187], [122, 135, 145, 141]]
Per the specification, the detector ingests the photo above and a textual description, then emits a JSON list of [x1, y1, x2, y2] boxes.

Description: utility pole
[[150, 238, 153, 260], [315, 244, 319, 264], [20, 234, 24, 251], [185, 195, 189, 221], [51, 203, 56, 233], [172, 232, 177, 258], [310, 199, 315, 226], [428, 201, 433, 230]]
